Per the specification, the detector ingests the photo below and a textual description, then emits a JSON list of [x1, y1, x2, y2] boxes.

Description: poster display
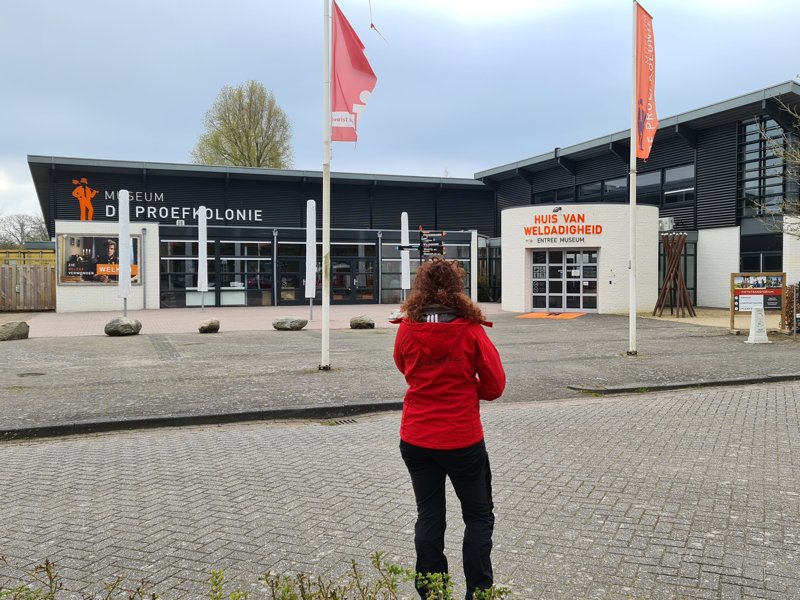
[[58, 235, 140, 285], [731, 273, 784, 310]]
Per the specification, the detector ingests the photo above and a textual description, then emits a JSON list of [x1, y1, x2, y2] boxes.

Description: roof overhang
[[476, 80, 800, 182]]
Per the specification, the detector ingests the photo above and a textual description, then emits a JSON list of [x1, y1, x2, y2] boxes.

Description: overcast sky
[[2, 0, 799, 218]]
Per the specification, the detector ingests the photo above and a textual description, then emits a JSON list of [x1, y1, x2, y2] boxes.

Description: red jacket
[[393, 317, 506, 450]]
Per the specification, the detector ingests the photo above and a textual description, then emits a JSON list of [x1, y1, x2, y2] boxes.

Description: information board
[[729, 271, 785, 329]]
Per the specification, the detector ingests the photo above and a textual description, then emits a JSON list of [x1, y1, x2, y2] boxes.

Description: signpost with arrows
[[418, 227, 446, 258], [395, 226, 447, 261]]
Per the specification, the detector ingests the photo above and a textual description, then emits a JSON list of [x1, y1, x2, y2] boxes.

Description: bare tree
[[0, 213, 49, 248], [758, 100, 800, 238], [191, 81, 294, 169]]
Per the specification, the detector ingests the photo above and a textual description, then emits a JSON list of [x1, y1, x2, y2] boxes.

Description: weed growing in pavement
[[0, 552, 512, 599], [0, 556, 61, 599]]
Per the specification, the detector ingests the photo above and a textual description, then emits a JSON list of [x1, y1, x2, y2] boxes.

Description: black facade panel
[[530, 167, 574, 194], [496, 178, 529, 210], [696, 123, 738, 229], [239, 179, 305, 227], [437, 188, 495, 236], [371, 187, 436, 231], [145, 174, 228, 215], [659, 204, 696, 231], [227, 178, 303, 227], [330, 183, 372, 229], [636, 136, 694, 171], [575, 153, 628, 185]]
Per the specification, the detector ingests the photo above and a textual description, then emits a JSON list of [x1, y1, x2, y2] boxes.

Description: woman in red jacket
[[393, 257, 506, 600]]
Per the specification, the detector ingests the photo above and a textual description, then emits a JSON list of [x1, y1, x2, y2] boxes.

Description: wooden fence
[[0, 250, 56, 267], [0, 265, 56, 312]]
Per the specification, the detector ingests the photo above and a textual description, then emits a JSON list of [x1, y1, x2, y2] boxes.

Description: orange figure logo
[[71, 177, 98, 221]]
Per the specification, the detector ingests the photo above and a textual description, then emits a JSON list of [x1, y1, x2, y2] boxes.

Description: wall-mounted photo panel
[[58, 235, 140, 285]]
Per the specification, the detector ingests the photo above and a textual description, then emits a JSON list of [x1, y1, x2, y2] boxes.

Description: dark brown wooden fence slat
[[0, 265, 56, 311]]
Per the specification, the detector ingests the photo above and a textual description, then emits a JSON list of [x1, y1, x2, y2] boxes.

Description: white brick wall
[[55, 220, 161, 313], [501, 204, 658, 314], [696, 227, 739, 308]]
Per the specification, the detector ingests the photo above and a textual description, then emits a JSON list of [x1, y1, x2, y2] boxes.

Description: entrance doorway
[[532, 249, 598, 312], [332, 259, 376, 303]]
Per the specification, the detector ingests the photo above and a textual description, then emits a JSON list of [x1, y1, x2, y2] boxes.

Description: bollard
[[745, 307, 770, 344]]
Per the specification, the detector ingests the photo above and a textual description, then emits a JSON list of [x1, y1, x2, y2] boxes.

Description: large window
[[159, 240, 273, 308], [380, 244, 471, 304], [533, 186, 575, 204], [603, 177, 628, 201], [534, 168, 695, 207], [739, 118, 784, 217]]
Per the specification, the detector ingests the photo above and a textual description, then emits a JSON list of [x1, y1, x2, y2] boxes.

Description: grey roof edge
[[475, 79, 800, 180], [26, 155, 484, 187]]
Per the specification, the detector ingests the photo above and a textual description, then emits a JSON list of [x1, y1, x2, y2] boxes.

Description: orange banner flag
[[635, 3, 657, 159]]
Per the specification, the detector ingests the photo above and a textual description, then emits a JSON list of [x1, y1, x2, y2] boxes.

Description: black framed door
[[332, 259, 377, 304], [277, 257, 377, 305]]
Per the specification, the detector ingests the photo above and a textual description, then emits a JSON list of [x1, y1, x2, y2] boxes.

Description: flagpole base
[[626, 350, 638, 356], [318, 364, 332, 371]]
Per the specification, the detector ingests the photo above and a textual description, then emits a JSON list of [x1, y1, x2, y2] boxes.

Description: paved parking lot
[[1, 307, 799, 437], [1, 307, 799, 598], [1, 382, 799, 599]]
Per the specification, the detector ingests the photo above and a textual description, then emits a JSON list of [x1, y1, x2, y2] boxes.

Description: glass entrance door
[[331, 259, 377, 304], [532, 249, 598, 312]]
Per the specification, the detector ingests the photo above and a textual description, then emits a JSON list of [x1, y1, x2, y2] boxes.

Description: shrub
[[0, 552, 511, 599]]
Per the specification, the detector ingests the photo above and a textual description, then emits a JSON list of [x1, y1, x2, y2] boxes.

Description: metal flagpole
[[627, 0, 639, 356], [320, 0, 332, 370]]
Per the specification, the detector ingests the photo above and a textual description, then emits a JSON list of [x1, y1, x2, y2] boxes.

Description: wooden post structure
[[653, 232, 696, 318]]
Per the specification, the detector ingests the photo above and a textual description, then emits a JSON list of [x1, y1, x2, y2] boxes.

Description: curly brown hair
[[401, 257, 485, 323]]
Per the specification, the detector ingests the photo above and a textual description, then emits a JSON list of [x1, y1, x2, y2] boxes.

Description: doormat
[[516, 312, 587, 320]]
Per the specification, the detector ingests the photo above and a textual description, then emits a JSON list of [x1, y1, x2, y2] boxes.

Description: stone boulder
[[104, 317, 142, 336], [350, 315, 375, 329], [199, 318, 220, 334], [0, 321, 30, 341], [272, 316, 308, 331]]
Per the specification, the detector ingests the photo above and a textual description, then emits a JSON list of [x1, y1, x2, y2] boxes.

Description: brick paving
[[1, 306, 800, 598], [2, 308, 799, 437], [1, 383, 799, 599]]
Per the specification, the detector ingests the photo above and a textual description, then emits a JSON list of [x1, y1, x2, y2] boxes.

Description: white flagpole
[[117, 189, 131, 317], [627, 1, 639, 356], [321, 0, 332, 370]]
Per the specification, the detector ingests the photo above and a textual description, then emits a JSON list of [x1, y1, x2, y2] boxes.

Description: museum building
[[29, 80, 800, 314]]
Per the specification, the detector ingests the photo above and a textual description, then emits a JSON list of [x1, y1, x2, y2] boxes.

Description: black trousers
[[400, 439, 495, 600]]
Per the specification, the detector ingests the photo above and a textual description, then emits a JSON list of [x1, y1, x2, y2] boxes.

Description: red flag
[[635, 3, 657, 159], [331, 0, 377, 142]]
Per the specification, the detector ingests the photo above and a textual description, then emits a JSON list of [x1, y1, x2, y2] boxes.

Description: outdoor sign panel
[[419, 229, 446, 257], [729, 272, 785, 329], [57, 235, 140, 285]]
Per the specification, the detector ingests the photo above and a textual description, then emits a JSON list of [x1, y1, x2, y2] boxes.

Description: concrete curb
[[568, 373, 800, 395], [0, 402, 404, 441]]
